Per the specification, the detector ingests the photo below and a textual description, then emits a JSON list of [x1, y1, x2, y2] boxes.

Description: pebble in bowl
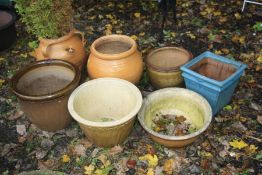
[[138, 88, 212, 148]]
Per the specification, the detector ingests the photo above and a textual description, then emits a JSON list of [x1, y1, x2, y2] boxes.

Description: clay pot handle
[[41, 40, 53, 58], [73, 29, 87, 46]]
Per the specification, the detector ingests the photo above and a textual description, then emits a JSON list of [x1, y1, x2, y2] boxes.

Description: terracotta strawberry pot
[[31, 29, 87, 69], [11, 59, 81, 132], [87, 35, 143, 84]]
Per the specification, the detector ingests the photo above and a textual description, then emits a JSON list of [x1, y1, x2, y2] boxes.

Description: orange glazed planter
[[31, 29, 87, 69], [87, 35, 143, 84]]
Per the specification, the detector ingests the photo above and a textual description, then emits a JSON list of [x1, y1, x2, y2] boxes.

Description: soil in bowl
[[96, 41, 132, 54], [190, 57, 236, 81], [152, 113, 197, 136]]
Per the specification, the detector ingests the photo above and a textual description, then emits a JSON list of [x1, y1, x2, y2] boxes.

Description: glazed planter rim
[[0, 5, 16, 30], [68, 77, 143, 127], [145, 47, 193, 73], [10, 59, 80, 101], [90, 35, 137, 60], [138, 88, 212, 141]]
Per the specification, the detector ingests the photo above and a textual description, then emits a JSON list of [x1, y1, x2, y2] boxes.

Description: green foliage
[[15, 0, 73, 38], [191, 17, 203, 27], [138, 71, 149, 89], [28, 40, 39, 49], [253, 22, 262, 32]]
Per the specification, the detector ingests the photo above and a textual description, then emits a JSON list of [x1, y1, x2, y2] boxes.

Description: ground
[[0, 0, 261, 174]]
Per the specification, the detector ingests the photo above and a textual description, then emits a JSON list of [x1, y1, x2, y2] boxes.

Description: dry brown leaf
[[8, 111, 23, 120], [16, 125, 27, 136], [74, 144, 86, 157], [80, 138, 93, 148], [257, 115, 262, 125], [109, 145, 123, 156]]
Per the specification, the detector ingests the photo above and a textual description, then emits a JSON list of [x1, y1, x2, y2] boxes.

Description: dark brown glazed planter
[[0, 5, 16, 52], [11, 59, 81, 132]]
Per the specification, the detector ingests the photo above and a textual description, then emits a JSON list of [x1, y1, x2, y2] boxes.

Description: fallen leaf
[[88, 15, 96, 20], [147, 168, 154, 175], [139, 32, 145, 36], [116, 30, 123, 34], [155, 166, 163, 175], [18, 136, 27, 143], [239, 36, 245, 44], [223, 105, 232, 111], [114, 158, 128, 173], [146, 144, 156, 155], [0, 79, 5, 87], [213, 11, 221, 16], [16, 125, 27, 136], [186, 33, 196, 39], [91, 148, 100, 157], [106, 14, 114, 20], [130, 35, 138, 41], [36, 149, 48, 159], [219, 16, 227, 23], [8, 111, 23, 120], [134, 12, 141, 18], [215, 50, 223, 55], [229, 140, 248, 149], [98, 154, 110, 166], [61, 154, 70, 163], [126, 159, 136, 169], [105, 24, 112, 35], [41, 139, 54, 150], [202, 152, 213, 158], [257, 55, 262, 63], [139, 154, 158, 168], [74, 144, 86, 156], [232, 35, 245, 45], [163, 159, 174, 175], [84, 164, 95, 175], [221, 48, 230, 54], [245, 144, 258, 155], [38, 159, 55, 170], [257, 115, 262, 125], [109, 145, 123, 156], [80, 138, 93, 148], [250, 102, 261, 111], [234, 13, 241, 20]]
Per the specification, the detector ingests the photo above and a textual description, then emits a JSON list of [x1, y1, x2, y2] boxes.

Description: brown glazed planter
[[11, 59, 81, 132], [31, 29, 87, 69], [146, 47, 192, 89], [87, 35, 143, 84]]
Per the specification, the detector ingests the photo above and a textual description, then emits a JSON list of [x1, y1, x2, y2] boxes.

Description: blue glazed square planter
[[181, 51, 247, 115]]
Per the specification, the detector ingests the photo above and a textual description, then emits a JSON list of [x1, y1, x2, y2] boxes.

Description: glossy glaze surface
[[11, 60, 81, 131], [87, 35, 143, 84]]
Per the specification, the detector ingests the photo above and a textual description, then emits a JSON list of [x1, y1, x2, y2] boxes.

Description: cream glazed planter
[[138, 88, 212, 148], [68, 78, 143, 147]]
